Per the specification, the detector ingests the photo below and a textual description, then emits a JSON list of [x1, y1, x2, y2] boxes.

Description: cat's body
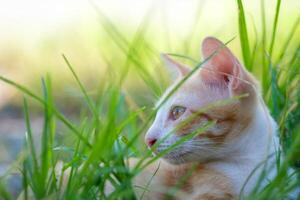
[[133, 37, 280, 200]]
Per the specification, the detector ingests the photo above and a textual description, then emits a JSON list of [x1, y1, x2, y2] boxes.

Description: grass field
[[0, 0, 299, 199]]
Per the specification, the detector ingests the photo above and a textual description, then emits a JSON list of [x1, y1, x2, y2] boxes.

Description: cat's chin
[[162, 157, 186, 165], [157, 152, 187, 165], [161, 154, 211, 165]]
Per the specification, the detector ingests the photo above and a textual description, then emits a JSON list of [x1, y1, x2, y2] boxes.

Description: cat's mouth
[[153, 146, 190, 164]]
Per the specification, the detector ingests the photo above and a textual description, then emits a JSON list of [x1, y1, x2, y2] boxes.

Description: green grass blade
[[0, 182, 11, 200], [275, 15, 300, 64], [237, 0, 251, 69], [268, 0, 282, 59], [62, 54, 97, 116], [23, 98, 39, 172]]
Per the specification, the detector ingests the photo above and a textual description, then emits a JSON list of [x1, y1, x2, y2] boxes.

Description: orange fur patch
[[145, 161, 237, 200]]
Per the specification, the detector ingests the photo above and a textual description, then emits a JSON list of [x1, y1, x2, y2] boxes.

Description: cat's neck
[[206, 100, 279, 195], [232, 100, 278, 159]]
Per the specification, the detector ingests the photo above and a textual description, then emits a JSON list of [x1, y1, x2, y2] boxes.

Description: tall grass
[[0, 0, 300, 199]]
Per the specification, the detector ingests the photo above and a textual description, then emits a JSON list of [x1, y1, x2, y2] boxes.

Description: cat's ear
[[200, 37, 249, 94], [161, 54, 190, 80]]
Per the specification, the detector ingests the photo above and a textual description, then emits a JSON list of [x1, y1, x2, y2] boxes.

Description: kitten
[[132, 37, 279, 200]]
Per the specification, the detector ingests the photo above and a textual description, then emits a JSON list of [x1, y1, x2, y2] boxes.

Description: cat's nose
[[146, 138, 157, 147]]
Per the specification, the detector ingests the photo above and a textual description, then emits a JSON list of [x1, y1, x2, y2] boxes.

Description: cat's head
[[145, 37, 259, 164]]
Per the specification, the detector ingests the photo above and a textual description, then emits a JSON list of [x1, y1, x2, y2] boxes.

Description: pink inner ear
[[200, 37, 241, 87]]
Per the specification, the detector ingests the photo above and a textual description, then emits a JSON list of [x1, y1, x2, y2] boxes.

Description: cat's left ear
[[161, 54, 190, 80], [200, 37, 252, 95]]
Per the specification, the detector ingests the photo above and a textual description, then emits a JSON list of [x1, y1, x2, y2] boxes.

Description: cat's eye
[[170, 106, 186, 120]]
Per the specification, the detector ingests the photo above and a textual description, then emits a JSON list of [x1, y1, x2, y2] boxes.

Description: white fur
[[206, 99, 279, 196]]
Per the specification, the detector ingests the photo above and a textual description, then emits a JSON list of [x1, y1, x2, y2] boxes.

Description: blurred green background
[[1, 0, 299, 107], [0, 0, 299, 198]]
